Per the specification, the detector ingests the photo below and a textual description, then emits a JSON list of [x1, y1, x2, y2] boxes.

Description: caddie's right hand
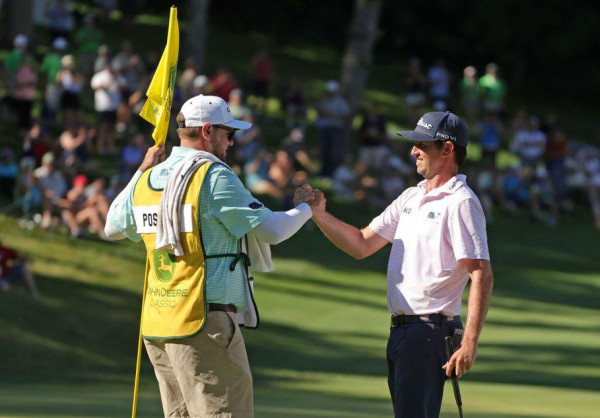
[[139, 143, 166, 172], [293, 184, 314, 206]]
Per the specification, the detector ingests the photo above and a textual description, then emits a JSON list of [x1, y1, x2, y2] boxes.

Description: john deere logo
[[153, 250, 176, 283]]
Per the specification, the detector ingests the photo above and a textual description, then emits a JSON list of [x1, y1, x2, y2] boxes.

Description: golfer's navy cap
[[396, 111, 469, 147]]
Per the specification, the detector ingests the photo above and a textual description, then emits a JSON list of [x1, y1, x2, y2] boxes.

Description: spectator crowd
[[1, 1, 600, 263]]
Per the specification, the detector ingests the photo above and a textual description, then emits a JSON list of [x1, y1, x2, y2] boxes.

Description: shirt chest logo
[[427, 211, 441, 220], [402, 206, 413, 214]]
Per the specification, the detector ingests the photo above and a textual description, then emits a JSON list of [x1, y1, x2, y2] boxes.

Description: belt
[[390, 313, 458, 328], [208, 303, 237, 313]]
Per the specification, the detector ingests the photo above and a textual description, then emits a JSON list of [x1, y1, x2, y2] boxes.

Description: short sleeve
[[448, 198, 490, 261], [205, 165, 272, 239], [368, 195, 403, 243], [90, 72, 106, 89], [106, 171, 143, 243]]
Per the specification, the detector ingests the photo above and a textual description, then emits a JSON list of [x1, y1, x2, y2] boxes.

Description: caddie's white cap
[[179, 94, 252, 130]]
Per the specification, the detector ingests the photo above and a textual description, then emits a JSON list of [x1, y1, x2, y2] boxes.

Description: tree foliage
[[210, 0, 598, 102]]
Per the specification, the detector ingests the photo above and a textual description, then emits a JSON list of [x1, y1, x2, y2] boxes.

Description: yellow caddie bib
[[132, 163, 212, 339]]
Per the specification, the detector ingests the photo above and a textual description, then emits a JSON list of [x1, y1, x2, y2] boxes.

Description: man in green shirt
[[75, 14, 104, 77], [478, 63, 506, 116], [2, 34, 29, 98], [40, 37, 68, 115]]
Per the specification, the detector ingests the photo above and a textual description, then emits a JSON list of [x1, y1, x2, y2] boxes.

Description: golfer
[[296, 111, 493, 417], [105, 94, 319, 417]]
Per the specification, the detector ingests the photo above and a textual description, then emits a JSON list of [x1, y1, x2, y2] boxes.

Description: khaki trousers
[[144, 311, 253, 418]]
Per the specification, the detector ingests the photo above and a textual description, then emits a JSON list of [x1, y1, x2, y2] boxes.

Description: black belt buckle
[[390, 315, 416, 328], [421, 313, 448, 326]]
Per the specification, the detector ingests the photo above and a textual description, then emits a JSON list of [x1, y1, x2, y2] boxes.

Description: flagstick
[[132, 265, 149, 418], [133, 6, 179, 416]]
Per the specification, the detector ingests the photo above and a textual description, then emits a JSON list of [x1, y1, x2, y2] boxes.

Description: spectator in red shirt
[[23, 123, 53, 167], [0, 234, 39, 297], [250, 48, 274, 113], [544, 127, 569, 206], [208, 67, 236, 101]]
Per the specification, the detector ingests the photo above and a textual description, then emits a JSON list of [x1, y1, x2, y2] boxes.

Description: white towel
[[244, 230, 274, 272], [155, 151, 226, 256]]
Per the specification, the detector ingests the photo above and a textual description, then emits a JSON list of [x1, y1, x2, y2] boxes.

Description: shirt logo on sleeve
[[249, 202, 263, 210], [427, 211, 441, 219], [402, 207, 412, 214]]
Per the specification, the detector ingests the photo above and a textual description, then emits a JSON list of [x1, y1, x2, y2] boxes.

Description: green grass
[[1, 7, 599, 418], [1, 206, 599, 417]]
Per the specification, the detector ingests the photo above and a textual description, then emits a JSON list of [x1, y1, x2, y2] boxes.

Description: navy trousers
[[387, 317, 462, 418]]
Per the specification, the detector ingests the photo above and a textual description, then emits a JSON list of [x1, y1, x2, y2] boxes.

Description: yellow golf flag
[[139, 7, 179, 145]]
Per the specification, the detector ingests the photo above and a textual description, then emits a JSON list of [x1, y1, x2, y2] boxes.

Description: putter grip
[[445, 337, 454, 373], [445, 336, 463, 406]]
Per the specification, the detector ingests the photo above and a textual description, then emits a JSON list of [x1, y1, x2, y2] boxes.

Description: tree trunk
[[187, 0, 210, 72], [3, 0, 34, 47], [340, 0, 382, 114]]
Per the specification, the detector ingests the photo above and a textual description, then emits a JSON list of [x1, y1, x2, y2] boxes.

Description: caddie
[[105, 94, 320, 417]]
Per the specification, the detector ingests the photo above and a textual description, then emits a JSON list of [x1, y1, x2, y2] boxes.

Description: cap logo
[[436, 132, 457, 141], [417, 118, 432, 130], [226, 106, 231, 113]]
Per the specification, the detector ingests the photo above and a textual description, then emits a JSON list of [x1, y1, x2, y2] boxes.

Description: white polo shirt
[[369, 175, 489, 316]]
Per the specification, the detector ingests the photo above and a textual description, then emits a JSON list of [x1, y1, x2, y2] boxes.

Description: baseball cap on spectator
[[53, 37, 68, 51], [14, 34, 28, 48], [98, 44, 109, 55], [178, 95, 251, 130], [42, 152, 55, 164], [61, 55, 75, 69], [325, 80, 340, 93], [433, 100, 447, 111], [73, 174, 88, 188], [290, 128, 304, 143], [396, 111, 470, 147], [193, 75, 208, 89], [486, 63, 499, 73], [229, 88, 242, 100], [463, 65, 477, 78]]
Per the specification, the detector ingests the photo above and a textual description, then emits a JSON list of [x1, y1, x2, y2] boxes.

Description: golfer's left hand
[[443, 340, 477, 378], [307, 189, 326, 216]]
